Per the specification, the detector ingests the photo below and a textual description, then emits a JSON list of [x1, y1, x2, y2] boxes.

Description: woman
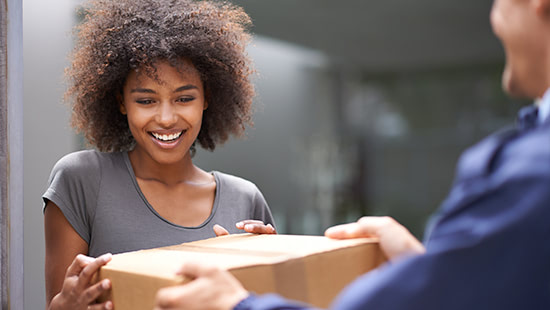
[[43, 1, 275, 309]]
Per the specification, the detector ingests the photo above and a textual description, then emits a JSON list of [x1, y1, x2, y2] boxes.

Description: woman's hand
[[325, 216, 425, 262], [45, 201, 113, 309], [48, 253, 113, 310], [213, 220, 276, 236], [154, 262, 249, 310]]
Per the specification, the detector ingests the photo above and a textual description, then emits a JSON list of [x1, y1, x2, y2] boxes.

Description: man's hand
[[325, 216, 425, 262], [154, 262, 249, 310]]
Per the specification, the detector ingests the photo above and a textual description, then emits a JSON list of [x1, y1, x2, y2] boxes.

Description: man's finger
[[325, 220, 377, 239], [213, 224, 230, 236], [325, 222, 355, 239], [176, 261, 218, 279], [156, 284, 189, 308], [326, 216, 398, 239], [357, 216, 397, 235]]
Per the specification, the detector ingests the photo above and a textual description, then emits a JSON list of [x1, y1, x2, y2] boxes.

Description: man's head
[[491, 0, 550, 99]]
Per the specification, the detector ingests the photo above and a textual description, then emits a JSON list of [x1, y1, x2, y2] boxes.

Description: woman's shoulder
[[212, 171, 262, 195], [51, 150, 124, 176], [212, 171, 271, 214]]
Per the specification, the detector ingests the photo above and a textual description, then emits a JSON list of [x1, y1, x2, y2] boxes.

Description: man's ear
[[117, 93, 127, 115], [534, 0, 550, 18]]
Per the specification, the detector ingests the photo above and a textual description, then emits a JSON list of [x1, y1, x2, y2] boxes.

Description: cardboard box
[[98, 234, 386, 310]]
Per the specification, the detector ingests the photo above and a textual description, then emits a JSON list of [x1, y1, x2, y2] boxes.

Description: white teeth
[[152, 131, 183, 141]]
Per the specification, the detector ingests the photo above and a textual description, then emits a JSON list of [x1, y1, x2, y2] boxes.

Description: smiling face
[[120, 59, 207, 165]]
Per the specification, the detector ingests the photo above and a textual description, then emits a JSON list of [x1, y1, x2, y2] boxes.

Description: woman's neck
[[127, 148, 209, 186]]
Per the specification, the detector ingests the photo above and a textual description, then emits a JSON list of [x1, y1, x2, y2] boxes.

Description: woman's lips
[[149, 130, 186, 148], [150, 130, 184, 142]]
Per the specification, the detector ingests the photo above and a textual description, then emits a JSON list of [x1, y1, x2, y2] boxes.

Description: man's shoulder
[[454, 124, 550, 184], [498, 125, 550, 178], [511, 124, 550, 154], [507, 125, 550, 159]]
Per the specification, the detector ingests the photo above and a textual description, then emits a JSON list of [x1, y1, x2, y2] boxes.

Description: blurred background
[[23, 0, 528, 308]]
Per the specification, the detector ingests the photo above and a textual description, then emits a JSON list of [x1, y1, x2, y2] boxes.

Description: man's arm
[[153, 216, 424, 310]]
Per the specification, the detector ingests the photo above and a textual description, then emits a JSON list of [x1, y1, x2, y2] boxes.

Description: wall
[[22, 5, 336, 307], [23, 0, 80, 308], [22, 2, 517, 309], [194, 36, 334, 234]]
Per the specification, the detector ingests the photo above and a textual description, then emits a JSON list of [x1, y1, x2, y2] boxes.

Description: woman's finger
[[65, 254, 95, 278], [87, 300, 114, 310], [243, 223, 276, 234], [76, 253, 112, 291], [81, 279, 112, 305], [213, 224, 230, 236], [236, 220, 265, 229]]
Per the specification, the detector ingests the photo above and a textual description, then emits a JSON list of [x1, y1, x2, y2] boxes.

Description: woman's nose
[[156, 102, 178, 127]]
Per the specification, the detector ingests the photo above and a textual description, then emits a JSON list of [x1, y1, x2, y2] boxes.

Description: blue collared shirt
[[536, 88, 550, 124], [236, 101, 550, 310]]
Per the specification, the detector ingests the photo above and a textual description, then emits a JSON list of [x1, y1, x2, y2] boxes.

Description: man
[[153, 0, 550, 309]]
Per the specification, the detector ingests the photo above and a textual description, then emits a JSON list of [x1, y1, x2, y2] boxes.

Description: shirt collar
[[535, 87, 550, 124]]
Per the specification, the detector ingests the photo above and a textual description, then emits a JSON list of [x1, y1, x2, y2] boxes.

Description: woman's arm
[[44, 201, 88, 305], [44, 201, 112, 310]]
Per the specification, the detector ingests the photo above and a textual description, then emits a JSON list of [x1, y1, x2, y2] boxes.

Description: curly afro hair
[[66, 0, 255, 152]]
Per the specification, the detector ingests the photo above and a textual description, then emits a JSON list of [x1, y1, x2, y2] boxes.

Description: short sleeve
[[213, 171, 277, 231], [250, 185, 276, 229], [42, 150, 101, 244]]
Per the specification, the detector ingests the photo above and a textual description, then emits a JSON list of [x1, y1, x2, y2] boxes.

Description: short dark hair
[[66, 0, 255, 152]]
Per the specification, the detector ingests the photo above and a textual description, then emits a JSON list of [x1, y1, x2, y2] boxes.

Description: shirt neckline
[[122, 152, 220, 230], [536, 87, 550, 125]]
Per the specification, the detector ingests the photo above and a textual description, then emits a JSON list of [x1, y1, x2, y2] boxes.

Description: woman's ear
[[117, 93, 127, 115], [203, 100, 208, 111]]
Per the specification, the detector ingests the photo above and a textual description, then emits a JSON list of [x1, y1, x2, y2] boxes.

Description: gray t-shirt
[[43, 150, 275, 257]]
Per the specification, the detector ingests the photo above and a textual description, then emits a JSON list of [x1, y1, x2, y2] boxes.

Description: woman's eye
[[136, 99, 154, 105], [177, 97, 194, 103]]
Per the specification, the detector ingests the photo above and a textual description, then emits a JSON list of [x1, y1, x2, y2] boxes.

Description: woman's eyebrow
[[174, 85, 198, 92], [129, 85, 198, 94], [130, 88, 156, 94]]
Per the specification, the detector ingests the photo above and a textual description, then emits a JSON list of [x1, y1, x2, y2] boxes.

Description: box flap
[[182, 233, 379, 256]]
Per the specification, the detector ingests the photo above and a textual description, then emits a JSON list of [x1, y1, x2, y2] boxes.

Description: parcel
[[97, 233, 386, 310]]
